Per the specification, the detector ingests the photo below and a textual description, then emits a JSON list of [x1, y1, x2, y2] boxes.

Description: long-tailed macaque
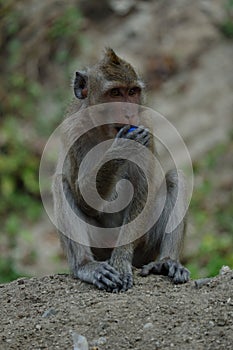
[[52, 48, 190, 292]]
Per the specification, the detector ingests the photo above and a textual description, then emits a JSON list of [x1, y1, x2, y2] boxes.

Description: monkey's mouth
[[115, 126, 125, 132]]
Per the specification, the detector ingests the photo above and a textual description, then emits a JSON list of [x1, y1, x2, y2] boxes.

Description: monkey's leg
[[140, 170, 190, 284]]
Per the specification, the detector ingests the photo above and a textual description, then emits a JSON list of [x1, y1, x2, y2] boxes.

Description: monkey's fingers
[[116, 125, 131, 138], [126, 124, 144, 138], [136, 129, 150, 146], [112, 273, 133, 293], [120, 273, 133, 292], [93, 262, 123, 291], [127, 125, 150, 146], [103, 266, 123, 286]]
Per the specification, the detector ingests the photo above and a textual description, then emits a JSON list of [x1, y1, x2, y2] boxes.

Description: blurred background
[[0, 0, 232, 283]]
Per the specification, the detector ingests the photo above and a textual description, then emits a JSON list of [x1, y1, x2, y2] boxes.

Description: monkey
[[52, 48, 190, 292]]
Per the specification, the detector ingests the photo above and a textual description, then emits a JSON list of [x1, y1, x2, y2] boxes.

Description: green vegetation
[[0, 2, 84, 283], [220, 0, 233, 38], [187, 142, 233, 279]]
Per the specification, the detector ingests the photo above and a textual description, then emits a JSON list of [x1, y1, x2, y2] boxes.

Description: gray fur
[[52, 49, 189, 292]]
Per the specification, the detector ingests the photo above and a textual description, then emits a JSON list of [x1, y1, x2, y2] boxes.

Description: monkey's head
[[74, 48, 145, 107], [73, 48, 145, 136]]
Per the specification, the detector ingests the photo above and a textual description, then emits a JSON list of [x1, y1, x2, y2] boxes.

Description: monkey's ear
[[74, 71, 88, 99]]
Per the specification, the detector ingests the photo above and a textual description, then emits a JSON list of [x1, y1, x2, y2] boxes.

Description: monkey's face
[[104, 85, 142, 135]]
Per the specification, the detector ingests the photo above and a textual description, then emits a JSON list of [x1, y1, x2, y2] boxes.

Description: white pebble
[[143, 322, 153, 330]]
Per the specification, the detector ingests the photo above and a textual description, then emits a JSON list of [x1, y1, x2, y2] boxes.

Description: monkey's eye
[[128, 87, 141, 96], [110, 88, 121, 97]]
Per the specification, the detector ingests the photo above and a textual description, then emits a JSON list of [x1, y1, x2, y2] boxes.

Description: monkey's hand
[[87, 262, 123, 292], [140, 258, 190, 284], [109, 257, 133, 292], [116, 125, 150, 147], [105, 125, 150, 167]]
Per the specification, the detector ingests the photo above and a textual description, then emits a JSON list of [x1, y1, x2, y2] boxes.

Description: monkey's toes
[[93, 262, 123, 292], [140, 261, 159, 276], [140, 259, 190, 284], [170, 265, 190, 284], [162, 259, 190, 283]]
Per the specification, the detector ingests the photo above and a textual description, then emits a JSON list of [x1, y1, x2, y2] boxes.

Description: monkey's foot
[[93, 262, 123, 292], [140, 258, 190, 284]]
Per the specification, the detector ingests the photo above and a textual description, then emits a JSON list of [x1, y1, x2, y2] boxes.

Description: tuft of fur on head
[[99, 47, 139, 85], [104, 47, 121, 65]]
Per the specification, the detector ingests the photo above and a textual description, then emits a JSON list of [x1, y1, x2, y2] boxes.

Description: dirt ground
[[0, 269, 232, 350]]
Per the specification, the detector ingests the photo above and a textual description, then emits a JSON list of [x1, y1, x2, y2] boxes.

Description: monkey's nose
[[125, 115, 138, 125], [124, 114, 130, 120]]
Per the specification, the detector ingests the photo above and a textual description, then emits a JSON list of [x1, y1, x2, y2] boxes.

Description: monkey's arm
[[108, 183, 148, 291], [73, 125, 149, 215], [108, 126, 151, 291], [53, 174, 123, 291]]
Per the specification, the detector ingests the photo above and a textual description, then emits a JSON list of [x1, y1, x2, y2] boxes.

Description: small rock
[[143, 322, 153, 330], [194, 278, 212, 288], [135, 336, 142, 341], [17, 278, 25, 285], [109, 0, 136, 16], [96, 337, 107, 346], [219, 265, 231, 275], [217, 319, 226, 326], [71, 331, 88, 350], [42, 308, 57, 318]]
